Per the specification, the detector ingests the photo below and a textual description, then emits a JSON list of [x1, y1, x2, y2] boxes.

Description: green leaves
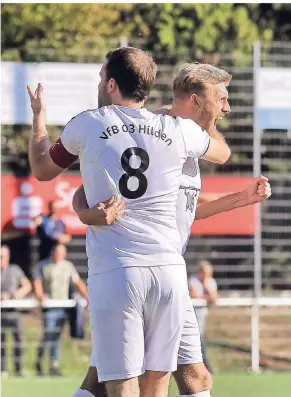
[[1, 4, 134, 62], [2, 3, 289, 63]]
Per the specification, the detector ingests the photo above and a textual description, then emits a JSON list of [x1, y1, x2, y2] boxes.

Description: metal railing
[[2, 297, 291, 309]]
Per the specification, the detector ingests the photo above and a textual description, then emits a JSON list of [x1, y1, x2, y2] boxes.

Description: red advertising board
[[192, 176, 258, 235], [1, 175, 257, 236]]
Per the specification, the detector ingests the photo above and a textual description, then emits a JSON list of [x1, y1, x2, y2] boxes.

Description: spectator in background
[[33, 243, 88, 376], [188, 260, 219, 373], [35, 200, 71, 260], [1, 245, 32, 377]]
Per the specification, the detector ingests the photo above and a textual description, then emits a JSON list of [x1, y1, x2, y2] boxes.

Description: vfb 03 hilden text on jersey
[[99, 124, 173, 146]]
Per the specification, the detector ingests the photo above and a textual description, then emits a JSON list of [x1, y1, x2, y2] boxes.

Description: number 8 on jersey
[[119, 147, 150, 199]]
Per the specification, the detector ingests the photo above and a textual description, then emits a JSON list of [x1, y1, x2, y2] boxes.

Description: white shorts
[[177, 296, 203, 365], [88, 265, 188, 382]]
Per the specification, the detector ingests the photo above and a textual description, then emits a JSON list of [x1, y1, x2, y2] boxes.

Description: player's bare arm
[[154, 107, 231, 164], [200, 127, 231, 164], [72, 185, 126, 226], [197, 193, 223, 205], [196, 175, 271, 220], [27, 84, 65, 181]]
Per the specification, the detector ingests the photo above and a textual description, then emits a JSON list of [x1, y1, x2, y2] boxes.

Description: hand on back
[[91, 196, 126, 226]]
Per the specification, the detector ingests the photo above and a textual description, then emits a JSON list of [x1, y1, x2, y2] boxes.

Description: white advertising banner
[[256, 68, 291, 129], [1, 62, 101, 125]]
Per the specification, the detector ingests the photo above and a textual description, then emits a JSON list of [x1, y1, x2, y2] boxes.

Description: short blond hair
[[173, 62, 232, 98]]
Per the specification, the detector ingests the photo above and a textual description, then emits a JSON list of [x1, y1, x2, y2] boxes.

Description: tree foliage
[[1, 3, 134, 62], [2, 3, 291, 63]]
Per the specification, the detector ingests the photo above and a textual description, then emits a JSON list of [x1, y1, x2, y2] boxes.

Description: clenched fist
[[244, 176, 272, 205]]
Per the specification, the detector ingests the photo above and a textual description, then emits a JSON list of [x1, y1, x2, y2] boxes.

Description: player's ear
[[190, 94, 200, 107], [108, 78, 117, 94]]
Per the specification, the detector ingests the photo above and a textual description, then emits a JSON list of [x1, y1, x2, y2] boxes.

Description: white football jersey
[[177, 158, 201, 255], [59, 105, 210, 275]]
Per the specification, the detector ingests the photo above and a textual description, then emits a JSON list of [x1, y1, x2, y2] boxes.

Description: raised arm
[[196, 176, 271, 220], [73, 186, 126, 226], [27, 84, 66, 181], [178, 117, 231, 165], [154, 108, 231, 165], [27, 83, 86, 182]]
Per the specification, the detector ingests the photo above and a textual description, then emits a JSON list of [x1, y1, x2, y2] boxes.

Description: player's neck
[[170, 103, 195, 120], [113, 99, 144, 109]]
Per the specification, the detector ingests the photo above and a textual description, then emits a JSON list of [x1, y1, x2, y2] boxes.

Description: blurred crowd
[[1, 200, 88, 377]]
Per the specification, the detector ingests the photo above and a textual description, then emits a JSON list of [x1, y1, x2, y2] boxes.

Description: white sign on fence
[[257, 68, 291, 129], [1, 62, 101, 125]]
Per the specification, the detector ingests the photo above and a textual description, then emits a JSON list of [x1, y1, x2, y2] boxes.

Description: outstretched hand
[[244, 176, 272, 205], [27, 83, 46, 115]]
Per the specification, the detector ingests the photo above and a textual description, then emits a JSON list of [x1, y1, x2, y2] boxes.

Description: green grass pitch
[[2, 373, 291, 397]]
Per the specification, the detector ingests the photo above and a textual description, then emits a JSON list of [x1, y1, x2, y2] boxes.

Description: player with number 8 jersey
[[28, 47, 230, 395]]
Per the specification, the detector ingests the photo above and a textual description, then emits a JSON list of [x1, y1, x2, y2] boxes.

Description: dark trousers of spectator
[[201, 337, 213, 373], [1, 311, 23, 374], [36, 309, 66, 368]]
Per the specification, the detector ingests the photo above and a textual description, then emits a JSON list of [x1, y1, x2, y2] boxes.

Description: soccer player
[[27, 48, 230, 397], [71, 62, 271, 397]]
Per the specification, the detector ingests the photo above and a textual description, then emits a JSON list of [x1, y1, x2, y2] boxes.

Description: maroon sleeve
[[49, 138, 78, 169]]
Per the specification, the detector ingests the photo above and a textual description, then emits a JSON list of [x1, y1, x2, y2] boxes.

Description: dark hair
[[105, 47, 158, 102]]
